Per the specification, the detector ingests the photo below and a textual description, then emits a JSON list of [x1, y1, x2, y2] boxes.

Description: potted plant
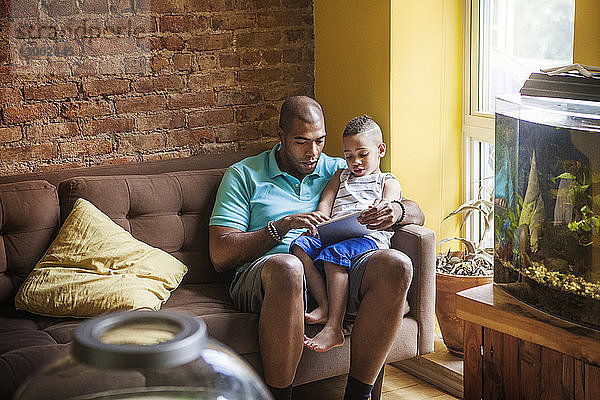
[[435, 194, 494, 357]]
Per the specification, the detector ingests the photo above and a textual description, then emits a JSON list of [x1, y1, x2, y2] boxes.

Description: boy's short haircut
[[343, 115, 382, 138]]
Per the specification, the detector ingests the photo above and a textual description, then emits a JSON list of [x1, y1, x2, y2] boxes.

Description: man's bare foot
[[305, 306, 328, 324], [303, 326, 344, 352]]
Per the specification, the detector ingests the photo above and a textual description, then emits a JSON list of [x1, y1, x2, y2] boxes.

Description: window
[[463, 0, 575, 247]]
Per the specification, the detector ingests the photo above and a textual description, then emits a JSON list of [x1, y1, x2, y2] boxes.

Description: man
[[209, 96, 424, 400]]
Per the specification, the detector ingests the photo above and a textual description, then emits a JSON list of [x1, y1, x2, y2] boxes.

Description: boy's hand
[[358, 199, 397, 230]]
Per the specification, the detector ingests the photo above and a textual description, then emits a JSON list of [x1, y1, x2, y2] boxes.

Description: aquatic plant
[[552, 169, 600, 245], [494, 193, 533, 266], [552, 171, 589, 205], [567, 205, 600, 244], [495, 193, 527, 244]]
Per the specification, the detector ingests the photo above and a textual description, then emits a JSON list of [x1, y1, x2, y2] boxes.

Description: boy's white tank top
[[330, 169, 400, 249]]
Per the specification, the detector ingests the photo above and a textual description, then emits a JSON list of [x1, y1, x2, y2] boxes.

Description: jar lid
[[72, 310, 207, 369]]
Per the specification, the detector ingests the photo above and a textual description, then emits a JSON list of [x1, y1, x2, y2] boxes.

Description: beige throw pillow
[[14, 198, 187, 317]]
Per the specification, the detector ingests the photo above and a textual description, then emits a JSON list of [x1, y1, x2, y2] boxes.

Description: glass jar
[[14, 310, 273, 400]]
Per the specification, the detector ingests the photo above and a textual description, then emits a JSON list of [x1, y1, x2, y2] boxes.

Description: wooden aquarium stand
[[456, 284, 600, 400]]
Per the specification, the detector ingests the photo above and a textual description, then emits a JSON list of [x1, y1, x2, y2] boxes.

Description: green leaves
[[552, 172, 576, 183], [553, 170, 591, 206], [553, 168, 598, 245], [566, 205, 599, 245]]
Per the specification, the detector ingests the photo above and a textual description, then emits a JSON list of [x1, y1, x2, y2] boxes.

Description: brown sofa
[[0, 152, 436, 399]]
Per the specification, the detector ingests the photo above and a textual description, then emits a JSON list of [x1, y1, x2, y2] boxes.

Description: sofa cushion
[[0, 308, 79, 357], [0, 284, 260, 373], [0, 181, 59, 306], [14, 198, 188, 318], [0, 319, 60, 354], [57, 170, 234, 284], [163, 283, 259, 356], [0, 343, 71, 400]]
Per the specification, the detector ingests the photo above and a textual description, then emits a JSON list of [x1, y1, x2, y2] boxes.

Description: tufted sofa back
[[0, 153, 253, 306], [0, 181, 60, 306], [57, 170, 233, 284]]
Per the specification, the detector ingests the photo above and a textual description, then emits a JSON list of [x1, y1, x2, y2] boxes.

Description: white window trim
[[462, 0, 495, 242], [463, 0, 493, 209], [462, 0, 495, 147], [463, 0, 575, 245]]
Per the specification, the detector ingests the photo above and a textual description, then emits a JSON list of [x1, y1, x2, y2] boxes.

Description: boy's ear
[[378, 142, 386, 157], [277, 126, 284, 141]]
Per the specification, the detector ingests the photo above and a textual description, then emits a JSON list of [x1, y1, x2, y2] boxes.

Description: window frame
[[462, 0, 495, 243], [463, 0, 575, 245], [463, 0, 495, 146]]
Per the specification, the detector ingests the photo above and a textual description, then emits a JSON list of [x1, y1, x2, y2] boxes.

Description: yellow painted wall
[[314, 1, 391, 171], [315, 0, 595, 244], [574, 0, 600, 66], [315, 1, 463, 240], [390, 1, 463, 238]]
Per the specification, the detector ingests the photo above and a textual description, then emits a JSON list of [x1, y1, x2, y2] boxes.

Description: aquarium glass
[[494, 93, 600, 330]]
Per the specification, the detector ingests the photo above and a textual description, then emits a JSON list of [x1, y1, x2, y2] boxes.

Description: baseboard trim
[[391, 356, 463, 399]]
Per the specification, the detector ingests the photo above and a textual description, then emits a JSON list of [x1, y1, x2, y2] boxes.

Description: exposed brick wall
[[0, 0, 314, 175]]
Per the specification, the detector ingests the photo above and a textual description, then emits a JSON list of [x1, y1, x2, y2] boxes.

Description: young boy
[[290, 115, 402, 352]]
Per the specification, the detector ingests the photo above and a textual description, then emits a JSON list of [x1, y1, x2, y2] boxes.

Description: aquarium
[[495, 92, 600, 330]]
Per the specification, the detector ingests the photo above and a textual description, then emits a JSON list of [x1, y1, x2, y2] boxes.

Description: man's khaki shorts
[[229, 249, 377, 322]]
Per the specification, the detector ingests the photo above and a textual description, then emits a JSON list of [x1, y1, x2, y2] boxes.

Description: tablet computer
[[317, 210, 374, 247]]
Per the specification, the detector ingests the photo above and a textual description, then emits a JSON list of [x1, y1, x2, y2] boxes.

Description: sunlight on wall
[[315, 1, 463, 240], [314, 1, 391, 171], [390, 1, 462, 238]]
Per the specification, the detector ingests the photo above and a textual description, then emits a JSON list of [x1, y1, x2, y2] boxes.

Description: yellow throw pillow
[[14, 198, 187, 318]]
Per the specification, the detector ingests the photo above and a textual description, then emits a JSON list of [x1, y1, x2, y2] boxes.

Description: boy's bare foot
[[303, 326, 345, 352], [305, 306, 328, 324]]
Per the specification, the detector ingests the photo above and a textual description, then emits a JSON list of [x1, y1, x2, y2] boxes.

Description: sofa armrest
[[390, 224, 436, 355]]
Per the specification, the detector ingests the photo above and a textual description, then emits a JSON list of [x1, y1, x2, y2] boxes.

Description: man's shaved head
[[279, 96, 324, 134]]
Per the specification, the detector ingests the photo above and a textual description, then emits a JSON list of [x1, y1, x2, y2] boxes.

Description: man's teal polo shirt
[[210, 145, 346, 261]]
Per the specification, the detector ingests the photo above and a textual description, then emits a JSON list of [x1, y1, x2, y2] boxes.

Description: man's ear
[[277, 126, 284, 142], [379, 142, 387, 157]]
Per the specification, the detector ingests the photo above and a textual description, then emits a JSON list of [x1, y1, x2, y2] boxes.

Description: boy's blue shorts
[[290, 235, 378, 274]]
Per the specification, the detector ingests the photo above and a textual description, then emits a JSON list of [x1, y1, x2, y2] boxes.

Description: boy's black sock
[[267, 384, 292, 400], [343, 375, 374, 400]]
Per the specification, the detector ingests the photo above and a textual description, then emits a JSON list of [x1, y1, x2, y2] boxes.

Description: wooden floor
[[292, 364, 459, 399]]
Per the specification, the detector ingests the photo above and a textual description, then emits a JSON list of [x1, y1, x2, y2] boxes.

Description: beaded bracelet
[[267, 220, 282, 242], [392, 200, 406, 225]]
